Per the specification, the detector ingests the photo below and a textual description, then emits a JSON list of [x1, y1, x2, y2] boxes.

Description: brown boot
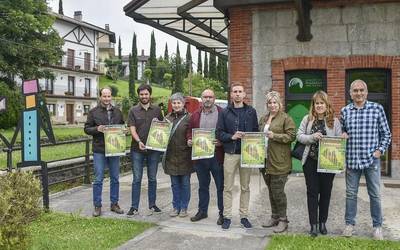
[[273, 217, 289, 233], [111, 203, 124, 214], [93, 207, 101, 217], [262, 215, 279, 228]]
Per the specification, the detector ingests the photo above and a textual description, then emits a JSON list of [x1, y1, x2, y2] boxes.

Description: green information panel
[[287, 71, 325, 94]]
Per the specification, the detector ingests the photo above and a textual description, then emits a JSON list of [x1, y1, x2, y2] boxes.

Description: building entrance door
[[285, 70, 327, 172], [66, 104, 74, 124], [346, 69, 391, 176]]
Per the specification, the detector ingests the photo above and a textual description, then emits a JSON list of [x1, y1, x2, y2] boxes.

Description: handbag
[[291, 117, 310, 160], [291, 141, 306, 160]]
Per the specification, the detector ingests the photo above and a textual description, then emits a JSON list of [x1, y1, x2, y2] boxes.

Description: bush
[[0, 171, 42, 249], [0, 82, 23, 129], [109, 85, 119, 97]]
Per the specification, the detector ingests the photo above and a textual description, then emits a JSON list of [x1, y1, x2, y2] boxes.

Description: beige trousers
[[223, 153, 252, 219]]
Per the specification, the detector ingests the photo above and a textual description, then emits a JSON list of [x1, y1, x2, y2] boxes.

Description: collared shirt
[[199, 105, 218, 129], [340, 101, 391, 170], [128, 103, 163, 152]]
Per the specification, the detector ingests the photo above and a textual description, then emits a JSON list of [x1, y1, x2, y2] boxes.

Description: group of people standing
[[84, 79, 391, 240]]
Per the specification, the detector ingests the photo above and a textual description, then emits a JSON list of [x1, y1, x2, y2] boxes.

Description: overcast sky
[[47, 0, 198, 61]]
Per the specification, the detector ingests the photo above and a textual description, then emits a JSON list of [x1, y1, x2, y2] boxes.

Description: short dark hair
[[137, 84, 152, 95], [99, 87, 112, 96]]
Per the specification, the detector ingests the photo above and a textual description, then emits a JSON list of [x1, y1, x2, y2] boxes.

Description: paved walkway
[[50, 167, 400, 250]]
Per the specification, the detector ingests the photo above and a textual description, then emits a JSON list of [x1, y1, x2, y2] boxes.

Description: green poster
[[104, 125, 126, 157], [192, 129, 215, 160], [241, 132, 265, 168], [317, 136, 346, 173], [146, 120, 172, 152]]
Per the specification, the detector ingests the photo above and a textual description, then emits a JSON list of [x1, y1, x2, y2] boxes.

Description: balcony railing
[[98, 42, 115, 49], [55, 55, 100, 73]]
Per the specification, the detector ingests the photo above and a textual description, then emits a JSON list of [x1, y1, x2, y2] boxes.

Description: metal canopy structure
[[124, 0, 313, 59], [124, 0, 229, 59]]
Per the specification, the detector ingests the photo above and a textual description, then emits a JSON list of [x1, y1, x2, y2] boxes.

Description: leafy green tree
[[0, 0, 64, 88], [154, 56, 170, 86], [104, 58, 122, 82], [183, 73, 226, 99], [164, 42, 169, 61], [144, 68, 152, 85], [172, 42, 183, 93], [0, 82, 23, 128], [163, 73, 173, 88], [209, 52, 217, 79], [203, 52, 209, 78], [197, 50, 202, 75], [185, 44, 192, 77]]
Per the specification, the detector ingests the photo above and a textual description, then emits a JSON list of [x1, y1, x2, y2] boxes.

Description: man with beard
[[187, 89, 224, 225], [84, 87, 125, 217], [127, 84, 164, 216], [217, 83, 259, 230]]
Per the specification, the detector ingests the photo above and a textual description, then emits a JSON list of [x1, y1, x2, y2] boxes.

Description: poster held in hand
[[317, 136, 346, 173], [146, 120, 172, 152], [104, 125, 126, 157], [241, 132, 265, 168], [192, 129, 215, 160]]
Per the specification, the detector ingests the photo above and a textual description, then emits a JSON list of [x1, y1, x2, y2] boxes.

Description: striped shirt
[[340, 101, 391, 170]]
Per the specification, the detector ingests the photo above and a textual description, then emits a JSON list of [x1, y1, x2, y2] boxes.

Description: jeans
[[303, 158, 335, 224], [194, 156, 224, 215], [131, 150, 161, 209], [170, 175, 191, 211], [93, 153, 120, 207], [345, 158, 382, 227]]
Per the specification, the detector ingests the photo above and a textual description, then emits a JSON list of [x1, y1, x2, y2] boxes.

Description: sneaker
[[240, 218, 253, 229], [170, 208, 179, 217], [217, 215, 224, 225], [149, 205, 162, 214], [373, 227, 383, 240], [221, 218, 231, 230], [190, 211, 208, 222], [127, 207, 139, 216], [179, 209, 188, 217], [110, 203, 124, 214], [343, 224, 354, 237], [92, 207, 101, 217]]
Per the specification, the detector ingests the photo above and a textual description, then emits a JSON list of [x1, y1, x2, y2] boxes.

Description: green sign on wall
[[285, 70, 326, 173]]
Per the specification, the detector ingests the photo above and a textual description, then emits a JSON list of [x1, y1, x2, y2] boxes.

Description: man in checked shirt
[[341, 79, 391, 240]]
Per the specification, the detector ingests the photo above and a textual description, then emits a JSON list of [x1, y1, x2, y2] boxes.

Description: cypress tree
[[118, 36, 122, 59], [58, 0, 64, 15], [185, 43, 192, 77], [197, 50, 202, 75], [203, 52, 209, 78], [129, 33, 138, 102], [209, 52, 217, 79], [149, 31, 157, 81], [172, 42, 183, 93], [164, 42, 169, 61]]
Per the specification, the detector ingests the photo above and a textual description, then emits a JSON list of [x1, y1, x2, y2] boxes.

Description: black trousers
[[303, 158, 335, 225]]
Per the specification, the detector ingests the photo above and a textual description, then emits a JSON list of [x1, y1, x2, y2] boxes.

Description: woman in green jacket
[[259, 91, 296, 233]]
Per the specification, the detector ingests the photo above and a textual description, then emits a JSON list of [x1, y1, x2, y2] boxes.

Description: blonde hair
[[308, 90, 335, 128], [265, 91, 283, 111]]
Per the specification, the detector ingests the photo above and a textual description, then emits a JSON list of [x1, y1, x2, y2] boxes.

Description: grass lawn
[[99, 76, 171, 99], [28, 212, 153, 250], [0, 126, 88, 147], [267, 234, 400, 250]]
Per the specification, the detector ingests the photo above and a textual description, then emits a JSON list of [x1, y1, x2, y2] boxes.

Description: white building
[[121, 49, 149, 80], [39, 11, 115, 124]]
